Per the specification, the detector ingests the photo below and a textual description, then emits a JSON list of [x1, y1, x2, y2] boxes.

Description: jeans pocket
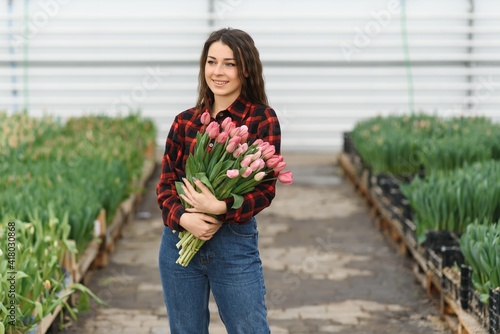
[[226, 218, 258, 238]]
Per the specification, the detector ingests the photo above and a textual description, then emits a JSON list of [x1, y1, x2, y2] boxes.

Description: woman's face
[[205, 41, 243, 104]]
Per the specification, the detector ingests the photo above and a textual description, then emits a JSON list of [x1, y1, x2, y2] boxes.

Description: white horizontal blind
[[1, 0, 500, 153]]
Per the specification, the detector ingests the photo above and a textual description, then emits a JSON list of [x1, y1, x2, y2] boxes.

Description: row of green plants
[[460, 220, 500, 303], [350, 113, 500, 175], [0, 113, 156, 253], [400, 160, 500, 238], [349, 113, 500, 306], [0, 111, 156, 333], [0, 209, 105, 334], [0, 112, 60, 156]]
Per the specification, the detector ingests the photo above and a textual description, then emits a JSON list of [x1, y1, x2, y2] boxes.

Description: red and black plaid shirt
[[156, 95, 281, 231]]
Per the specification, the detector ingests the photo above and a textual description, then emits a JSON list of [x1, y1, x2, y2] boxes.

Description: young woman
[[156, 27, 280, 334]]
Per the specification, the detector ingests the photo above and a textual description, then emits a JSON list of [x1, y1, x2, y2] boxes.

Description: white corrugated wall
[[1, 0, 500, 153]]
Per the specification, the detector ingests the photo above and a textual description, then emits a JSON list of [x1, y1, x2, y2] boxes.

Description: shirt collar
[[199, 95, 251, 125], [225, 95, 251, 123]]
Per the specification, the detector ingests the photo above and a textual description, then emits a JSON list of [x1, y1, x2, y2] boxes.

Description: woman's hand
[[180, 178, 227, 215], [179, 212, 222, 241]]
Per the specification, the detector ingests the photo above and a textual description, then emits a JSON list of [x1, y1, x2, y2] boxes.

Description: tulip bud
[[226, 136, 240, 153], [250, 158, 265, 171], [206, 122, 220, 139], [216, 132, 228, 144], [262, 145, 276, 160], [277, 170, 293, 184], [253, 139, 263, 147], [226, 169, 239, 178], [229, 127, 240, 137], [238, 125, 248, 136], [200, 111, 211, 125], [249, 150, 262, 162], [43, 279, 51, 290], [231, 136, 241, 145], [266, 155, 281, 169], [274, 161, 286, 173], [241, 167, 253, 178], [224, 121, 236, 134], [240, 156, 252, 167], [221, 117, 232, 129], [258, 141, 270, 151], [254, 171, 266, 181], [233, 146, 244, 158], [239, 143, 249, 154], [239, 132, 249, 144]]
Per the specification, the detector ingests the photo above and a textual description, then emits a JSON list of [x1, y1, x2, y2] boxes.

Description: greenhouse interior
[[1, 1, 499, 333]]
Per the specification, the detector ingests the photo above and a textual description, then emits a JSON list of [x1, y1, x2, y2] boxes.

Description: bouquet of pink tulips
[[174, 111, 293, 266]]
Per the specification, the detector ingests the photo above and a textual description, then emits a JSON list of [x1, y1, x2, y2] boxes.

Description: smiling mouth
[[213, 80, 228, 86]]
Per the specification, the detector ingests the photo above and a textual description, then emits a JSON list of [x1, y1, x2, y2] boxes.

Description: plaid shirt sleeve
[[156, 112, 190, 231], [217, 105, 281, 224]]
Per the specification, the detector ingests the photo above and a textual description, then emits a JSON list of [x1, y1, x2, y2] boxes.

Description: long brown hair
[[195, 28, 268, 112]]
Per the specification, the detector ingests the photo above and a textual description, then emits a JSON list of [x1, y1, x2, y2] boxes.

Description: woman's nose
[[214, 63, 224, 75]]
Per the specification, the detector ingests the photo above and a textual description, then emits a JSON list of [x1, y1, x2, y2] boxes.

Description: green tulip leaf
[[34, 301, 43, 322], [16, 271, 30, 279], [230, 193, 244, 209], [77, 290, 90, 312], [194, 173, 215, 195]]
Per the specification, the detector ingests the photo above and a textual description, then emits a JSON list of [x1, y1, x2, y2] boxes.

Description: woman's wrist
[[214, 200, 227, 215]]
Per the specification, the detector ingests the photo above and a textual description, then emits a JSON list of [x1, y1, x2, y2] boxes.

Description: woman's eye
[[207, 60, 215, 65], [225, 63, 236, 67]]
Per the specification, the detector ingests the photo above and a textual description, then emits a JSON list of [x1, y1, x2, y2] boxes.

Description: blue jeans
[[158, 218, 270, 334]]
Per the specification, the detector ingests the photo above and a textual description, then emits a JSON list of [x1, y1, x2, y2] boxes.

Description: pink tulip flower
[[248, 150, 262, 162], [224, 121, 236, 134], [265, 154, 282, 169], [226, 136, 241, 153], [240, 156, 252, 167], [238, 125, 248, 136], [241, 167, 253, 178], [233, 146, 244, 158], [216, 131, 228, 144], [221, 117, 232, 130], [250, 158, 265, 172], [274, 161, 287, 173], [258, 141, 270, 151], [226, 169, 239, 178], [229, 127, 240, 137], [254, 171, 266, 181], [205, 122, 220, 139], [240, 132, 249, 144], [253, 139, 263, 147], [236, 125, 249, 141], [261, 145, 276, 160], [200, 111, 211, 125], [239, 143, 249, 154], [277, 170, 293, 184]]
